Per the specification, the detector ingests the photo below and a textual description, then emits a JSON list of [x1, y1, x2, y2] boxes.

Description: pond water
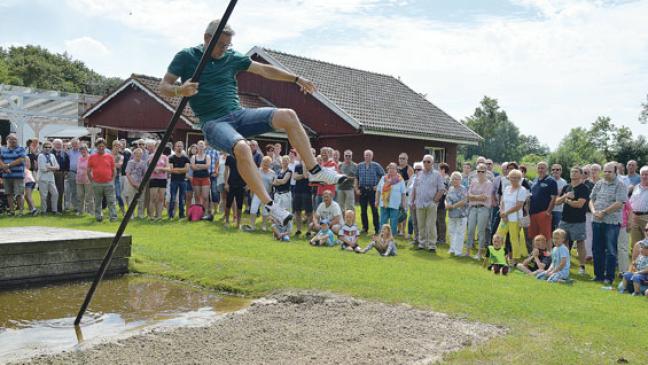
[[0, 275, 249, 363]]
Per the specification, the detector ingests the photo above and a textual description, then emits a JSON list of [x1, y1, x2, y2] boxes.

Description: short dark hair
[[439, 162, 450, 173], [94, 138, 106, 147]]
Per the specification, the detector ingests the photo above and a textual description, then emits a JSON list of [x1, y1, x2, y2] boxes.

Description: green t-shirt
[[487, 246, 507, 265], [167, 45, 252, 126]]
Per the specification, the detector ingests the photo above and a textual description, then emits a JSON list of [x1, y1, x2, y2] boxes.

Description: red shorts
[[528, 212, 552, 244], [192, 177, 210, 187]]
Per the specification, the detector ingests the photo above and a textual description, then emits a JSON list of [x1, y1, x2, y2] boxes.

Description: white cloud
[[64, 36, 110, 57], [62, 0, 648, 149], [299, 1, 648, 148], [64, 0, 382, 46]]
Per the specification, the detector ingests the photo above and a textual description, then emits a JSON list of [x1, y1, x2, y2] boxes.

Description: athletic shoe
[[31, 209, 39, 216], [578, 267, 586, 275], [309, 167, 347, 185], [241, 225, 254, 232], [265, 203, 293, 226]]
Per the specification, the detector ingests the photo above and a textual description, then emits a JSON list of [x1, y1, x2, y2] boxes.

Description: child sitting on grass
[[517, 235, 552, 275], [536, 229, 571, 283], [310, 219, 336, 247], [271, 216, 292, 242], [619, 240, 648, 296], [337, 210, 361, 252], [484, 234, 509, 275], [359, 224, 397, 256]]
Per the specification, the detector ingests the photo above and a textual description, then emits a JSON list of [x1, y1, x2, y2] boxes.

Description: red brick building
[[83, 47, 481, 167]]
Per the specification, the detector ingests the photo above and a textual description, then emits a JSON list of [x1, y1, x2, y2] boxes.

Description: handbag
[[515, 188, 531, 228]]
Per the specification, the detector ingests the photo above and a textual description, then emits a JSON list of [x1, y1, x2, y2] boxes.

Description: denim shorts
[[201, 108, 276, 154]]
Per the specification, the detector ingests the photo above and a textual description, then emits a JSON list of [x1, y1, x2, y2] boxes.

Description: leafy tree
[[517, 134, 549, 158], [460, 96, 543, 162], [0, 45, 121, 95], [549, 117, 647, 177], [640, 94, 648, 124]]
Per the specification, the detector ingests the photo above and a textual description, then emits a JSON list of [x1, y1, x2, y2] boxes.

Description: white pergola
[[0, 83, 101, 144]]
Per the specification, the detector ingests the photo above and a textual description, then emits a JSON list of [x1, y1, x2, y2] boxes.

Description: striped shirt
[[205, 147, 219, 175], [357, 161, 384, 188], [0, 146, 26, 179], [630, 183, 648, 213], [413, 169, 446, 208], [590, 178, 627, 224]]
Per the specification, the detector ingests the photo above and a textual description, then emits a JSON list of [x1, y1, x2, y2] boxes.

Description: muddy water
[[0, 275, 249, 363]]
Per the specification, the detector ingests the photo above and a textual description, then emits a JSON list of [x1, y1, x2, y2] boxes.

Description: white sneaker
[[578, 267, 586, 275], [309, 166, 347, 185], [265, 203, 293, 226]]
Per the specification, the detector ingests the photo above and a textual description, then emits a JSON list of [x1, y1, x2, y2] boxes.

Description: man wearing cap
[[160, 19, 345, 226], [337, 149, 358, 212]]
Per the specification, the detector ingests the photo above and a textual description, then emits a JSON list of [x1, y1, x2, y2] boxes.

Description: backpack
[[187, 204, 205, 222]]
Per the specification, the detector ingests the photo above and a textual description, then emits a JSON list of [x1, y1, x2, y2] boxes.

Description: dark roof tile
[[260, 49, 481, 143]]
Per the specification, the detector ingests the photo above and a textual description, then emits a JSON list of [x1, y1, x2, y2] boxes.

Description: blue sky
[[1, 0, 647, 149]]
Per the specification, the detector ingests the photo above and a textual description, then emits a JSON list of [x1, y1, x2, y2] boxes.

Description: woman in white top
[[496, 169, 529, 263], [246, 156, 276, 231], [215, 151, 227, 214]]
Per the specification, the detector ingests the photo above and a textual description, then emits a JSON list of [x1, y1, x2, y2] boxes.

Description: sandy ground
[[19, 292, 503, 365]]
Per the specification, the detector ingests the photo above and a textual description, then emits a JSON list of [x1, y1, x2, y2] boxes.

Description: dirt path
[[21, 292, 503, 364]]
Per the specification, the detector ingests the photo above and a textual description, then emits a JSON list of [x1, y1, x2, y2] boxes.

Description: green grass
[[1, 211, 644, 364]]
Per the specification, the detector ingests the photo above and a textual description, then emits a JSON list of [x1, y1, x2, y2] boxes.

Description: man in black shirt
[[224, 154, 246, 228], [556, 166, 590, 274], [168, 141, 190, 219]]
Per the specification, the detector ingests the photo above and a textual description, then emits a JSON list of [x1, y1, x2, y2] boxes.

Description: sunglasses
[[477, 171, 485, 173], [423, 161, 432, 164], [552, 169, 561, 171], [414, 169, 422, 172], [344, 155, 352, 157], [486, 163, 493, 165]]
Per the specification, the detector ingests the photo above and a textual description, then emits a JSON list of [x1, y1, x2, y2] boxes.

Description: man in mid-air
[[160, 19, 345, 225]]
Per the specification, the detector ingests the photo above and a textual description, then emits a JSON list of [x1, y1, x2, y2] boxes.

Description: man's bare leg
[[271, 109, 317, 170], [233, 140, 273, 205]]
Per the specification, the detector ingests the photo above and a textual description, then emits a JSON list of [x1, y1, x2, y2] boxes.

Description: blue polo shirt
[[529, 175, 558, 214], [0, 146, 26, 179], [167, 45, 252, 126]]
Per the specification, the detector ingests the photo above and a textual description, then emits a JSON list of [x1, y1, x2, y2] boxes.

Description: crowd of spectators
[[1, 133, 647, 294]]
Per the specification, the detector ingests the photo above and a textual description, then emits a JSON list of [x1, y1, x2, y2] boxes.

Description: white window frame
[[425, 146, 446, 166]]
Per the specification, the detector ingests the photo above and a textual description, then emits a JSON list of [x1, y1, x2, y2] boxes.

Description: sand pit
[[20, 292, 503, 364]]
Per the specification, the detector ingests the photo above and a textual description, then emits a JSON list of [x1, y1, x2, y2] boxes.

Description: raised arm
[[247, 61, 316, 94]]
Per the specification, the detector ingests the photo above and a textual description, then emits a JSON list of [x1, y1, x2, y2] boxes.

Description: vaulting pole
[[74, 0, 239, 326]]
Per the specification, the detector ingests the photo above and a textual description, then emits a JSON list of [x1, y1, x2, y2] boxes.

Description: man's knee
[[274, 108, 299, 128], [233, 140, 252, 160]]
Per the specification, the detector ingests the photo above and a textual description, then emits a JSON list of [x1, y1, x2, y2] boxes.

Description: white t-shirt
[[216, 155, 227, 185], [502, 185, 528, 222], [316, 201, 343, 223], [288, 161, 297, 186]]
